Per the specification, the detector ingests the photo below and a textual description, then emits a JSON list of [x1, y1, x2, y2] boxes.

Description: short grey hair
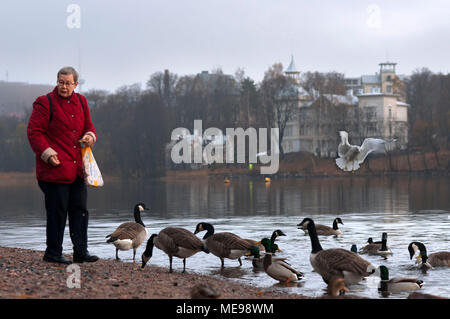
[[57, 66, 79, 83]]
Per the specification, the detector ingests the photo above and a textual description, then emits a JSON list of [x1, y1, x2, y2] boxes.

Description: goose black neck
[[203, 223, 215, 240], [379, 233, 387, 250], [270, 232, 277, 243], [381, 239, 388, 251], [134, 207, 145, 227], [143, 234, 157, 257], [307, 221, 323, 253], [332, 219, 339, 230]]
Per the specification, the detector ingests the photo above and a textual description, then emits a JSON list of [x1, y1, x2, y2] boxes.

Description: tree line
[[0, 66, 448, 177]]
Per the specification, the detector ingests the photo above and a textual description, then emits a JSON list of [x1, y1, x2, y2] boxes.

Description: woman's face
[[57, 74, 78, 98]]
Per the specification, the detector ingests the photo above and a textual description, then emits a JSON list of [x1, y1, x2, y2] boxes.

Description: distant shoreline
[[2, 149, 448, 183]]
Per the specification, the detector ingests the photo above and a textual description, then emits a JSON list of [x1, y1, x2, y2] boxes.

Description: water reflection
[[0, 175, 448, 299]]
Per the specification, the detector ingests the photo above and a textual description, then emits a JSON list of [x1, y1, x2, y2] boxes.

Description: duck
[[255, 230, 286, 253], [408, 241, 450, 268], [190, 283, 221, 299], [359, 232, 392, 256], [194, 222, 256, 269], [378, 265, 424, 292], [298, 218, 377, 285], [250, 238, 281, 269], [297, 217, 343, 236], [263, 252, 303, 284], [141, 227, 208, 273], [247, 247, 303, 284], [105, 203, 149, 261]]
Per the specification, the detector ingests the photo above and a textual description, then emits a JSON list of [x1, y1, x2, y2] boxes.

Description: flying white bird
[[335, 131, 392, 172]]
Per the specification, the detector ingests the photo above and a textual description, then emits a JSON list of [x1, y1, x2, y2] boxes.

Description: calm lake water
[[0, 175, 449, 299]]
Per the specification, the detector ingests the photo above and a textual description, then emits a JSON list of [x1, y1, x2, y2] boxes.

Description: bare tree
[[260, 63, 299, 158]]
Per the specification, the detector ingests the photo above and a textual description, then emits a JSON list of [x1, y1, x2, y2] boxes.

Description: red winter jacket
[[27, 87, 97, 183]]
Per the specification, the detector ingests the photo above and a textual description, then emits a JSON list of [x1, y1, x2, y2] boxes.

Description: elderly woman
[[27, 66, 99, 264]]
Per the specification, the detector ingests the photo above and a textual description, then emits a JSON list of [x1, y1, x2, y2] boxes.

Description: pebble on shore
[[0, 246, 308, 299]]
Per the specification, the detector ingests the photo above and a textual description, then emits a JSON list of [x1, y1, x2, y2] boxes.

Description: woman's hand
[[79, 134, 94, 147], [49, 155, 60, 167]]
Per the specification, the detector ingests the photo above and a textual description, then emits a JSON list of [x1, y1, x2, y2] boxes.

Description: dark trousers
[[38, 177, 89, 257]]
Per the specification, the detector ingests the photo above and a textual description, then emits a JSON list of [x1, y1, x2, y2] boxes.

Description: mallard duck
[[105, 203, 149, 261], [141, 227, 208, 273], [298, 217, 343, 236], [247, 247, 303, 283], [359, 232, 392, 256], [249, 238, 280, 269], [194, 222, 255, 269], [263, 252, 303, 284], [190, 283, 221, 299], [408, 241, 450, 268], [298, 218, 377, 285], [254, 229, 286, 253], [260, 238, 280, 254], [378, 265, 424, 292]]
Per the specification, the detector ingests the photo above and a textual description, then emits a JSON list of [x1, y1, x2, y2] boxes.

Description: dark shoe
[[73, 253, 99, 263], [43, 254, 72, 265]]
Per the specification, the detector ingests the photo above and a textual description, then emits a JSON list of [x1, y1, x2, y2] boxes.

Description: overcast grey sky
[[1, 0, 449, 92]]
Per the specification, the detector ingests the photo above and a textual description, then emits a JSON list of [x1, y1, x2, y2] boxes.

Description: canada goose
[[298, 218, 377, 285], [408, 241, 450, 268], [298, 217, 343, 236], [141, 227, 208, 273], [350, 245, 358, 253], [367, 237, 382, 244], [335, 131, 390, 171], [327, 277, 350, 297], [190, 283, 221, 299], [359, 232, 392, 256], [105, 203, 149, 261], [194, 222, 255, 269], [378, 265, 424, 292]]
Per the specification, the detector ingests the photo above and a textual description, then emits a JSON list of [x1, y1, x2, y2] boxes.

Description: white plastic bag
[[81, 145, 104, 187]]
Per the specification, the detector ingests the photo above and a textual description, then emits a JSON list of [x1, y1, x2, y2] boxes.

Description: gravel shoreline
[[0, 246, 308, 299]]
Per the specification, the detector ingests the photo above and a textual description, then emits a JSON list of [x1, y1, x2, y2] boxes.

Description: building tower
[[285, 55, 300, 84], [379, 62, 396, 94]]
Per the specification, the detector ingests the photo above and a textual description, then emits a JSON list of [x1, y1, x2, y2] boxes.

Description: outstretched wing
[[356, 138, 387, 163]]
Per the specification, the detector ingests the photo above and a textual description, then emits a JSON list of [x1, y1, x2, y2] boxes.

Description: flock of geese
[[105, 203, 450, 298]]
